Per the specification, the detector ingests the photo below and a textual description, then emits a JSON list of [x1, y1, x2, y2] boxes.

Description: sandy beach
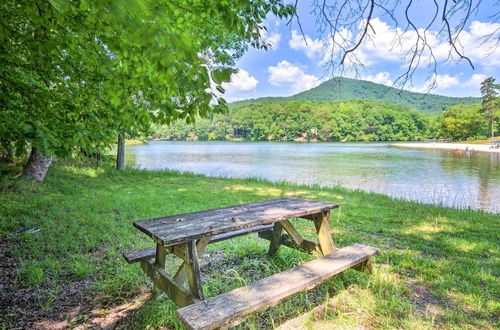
[[391, 142, 500, 153]]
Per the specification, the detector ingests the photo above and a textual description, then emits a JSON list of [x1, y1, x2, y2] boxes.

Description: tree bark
[[22, 147, 52, 183], [116, 130, 125, 170]]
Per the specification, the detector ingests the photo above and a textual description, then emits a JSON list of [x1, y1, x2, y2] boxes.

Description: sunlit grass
[[0, 160, 498, 329]]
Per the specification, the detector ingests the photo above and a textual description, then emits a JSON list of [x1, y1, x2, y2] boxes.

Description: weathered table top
[[134, 197, 339, 247]]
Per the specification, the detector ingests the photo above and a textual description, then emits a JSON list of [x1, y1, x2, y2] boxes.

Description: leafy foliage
[[154, 100, 437, 142], [234, 77, 481, 115], [480, 77, 500, 137], [0, 0, 294, 158], [439, 104, 487, 141]]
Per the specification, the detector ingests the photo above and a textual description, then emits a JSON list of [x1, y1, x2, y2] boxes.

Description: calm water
[[126, 141, 500, 213]]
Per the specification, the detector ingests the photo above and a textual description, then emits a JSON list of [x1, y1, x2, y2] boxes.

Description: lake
[[125, 141, 500, 213]]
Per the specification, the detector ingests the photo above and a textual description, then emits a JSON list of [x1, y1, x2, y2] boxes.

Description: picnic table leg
[[312, 210, 336, 255], [174, 237, 211, 285], [184, 240, 204, 300], [268, 222, 283, 256], [353, 258, 373, 274], [153, 243, 168, 293]]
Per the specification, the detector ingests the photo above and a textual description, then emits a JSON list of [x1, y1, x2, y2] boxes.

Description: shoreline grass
[[0, 161, 498, 329], [125, 139, 148, 146], [458, 136, 500, 145]]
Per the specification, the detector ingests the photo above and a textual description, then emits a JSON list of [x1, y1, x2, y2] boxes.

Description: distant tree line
[[440, 77, 499, 140], [150, 77, 499, 143], [150, 100, 438, 142]]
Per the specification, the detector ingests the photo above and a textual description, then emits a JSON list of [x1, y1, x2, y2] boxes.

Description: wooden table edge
[[132, 203, 339, 247]]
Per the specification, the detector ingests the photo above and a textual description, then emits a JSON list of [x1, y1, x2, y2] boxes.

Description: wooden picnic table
[[125, 197, 379, 329]]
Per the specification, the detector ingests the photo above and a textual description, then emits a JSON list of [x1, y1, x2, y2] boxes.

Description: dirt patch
[[33, 288, 152, 330], [0, 238, 152, 329], [0, 239, 95, 329], [405, 279, 448, 319]]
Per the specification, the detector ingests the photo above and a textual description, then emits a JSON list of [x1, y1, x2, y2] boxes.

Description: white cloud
[[261, 30, 281, 50], [267, 60, 321, 93], [289, 30, 323, 59], [290, 18, 500, 70], [359, 19, 500, 68], [407, 73, 461, 93], [222, 69, 258, 93], [441, 21, 500, 67], [462, 73, 487, 88], [361, 72, 393, 86], [266, 32, 281, 50], [434, 74, 461, 89]]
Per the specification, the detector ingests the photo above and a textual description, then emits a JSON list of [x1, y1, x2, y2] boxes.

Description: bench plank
[[123, 247, 156, 264], [123, 224, 275, 264], [177, 243, 379, 330]]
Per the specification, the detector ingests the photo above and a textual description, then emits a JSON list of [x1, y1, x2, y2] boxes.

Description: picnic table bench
[[124, 197, 379, 329]]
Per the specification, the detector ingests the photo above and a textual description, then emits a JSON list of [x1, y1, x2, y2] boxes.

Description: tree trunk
[[22, 147, 52, 183], [116, 130, 125, 170], [491, 118, 495, 138]]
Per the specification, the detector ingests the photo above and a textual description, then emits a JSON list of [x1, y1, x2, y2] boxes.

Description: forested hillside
[[234, 77, 480, 115], [151, 100, 438, 142]]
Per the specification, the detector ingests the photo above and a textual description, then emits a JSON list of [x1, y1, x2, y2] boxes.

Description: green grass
[[0, 160, 498, 329], [459, 136, 500, 144], [125, 139, 148, 145]]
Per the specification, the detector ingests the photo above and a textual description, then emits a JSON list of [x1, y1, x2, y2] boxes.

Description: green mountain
[[234, 77, 480, 115]]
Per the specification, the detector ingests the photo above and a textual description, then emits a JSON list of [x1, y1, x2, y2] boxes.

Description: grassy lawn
[[0, 161, 498, 329], [459, 136, 500, 144]]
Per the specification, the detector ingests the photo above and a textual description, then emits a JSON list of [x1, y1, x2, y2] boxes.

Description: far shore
[[391, 142, 500, 153]]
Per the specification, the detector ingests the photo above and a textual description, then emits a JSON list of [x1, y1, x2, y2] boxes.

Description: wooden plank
[[258, 231, 320, 254], [209, 224, 274, 243], [185, 241, 204, 300], [280, 220, 304, 246], [123, 226, 274, 264], [123, 247, 156, 264], [155, 243, 167, 268], [153, 243, 168, 293], [136, 198, 291, 233], [140, 259, 195, 307], [171, 244, 188, 260], [353, 258, 373, 274], [312, 211, 336, 255], [133, 198, 339, 247], [144, 199, 336, 246], [177, 244, 379, 330], [268, 222, 283, 256], [174, 237, 211, 286], [152, 199, 336, 240]]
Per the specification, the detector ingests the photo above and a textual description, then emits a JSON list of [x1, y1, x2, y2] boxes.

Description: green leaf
[[48, 0, 71, 13]]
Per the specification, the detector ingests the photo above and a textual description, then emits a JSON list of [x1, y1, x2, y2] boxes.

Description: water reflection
[[126, 141, 500, 213]]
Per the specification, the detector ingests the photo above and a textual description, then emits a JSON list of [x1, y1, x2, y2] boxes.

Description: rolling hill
[[233, 77, 481, 115]]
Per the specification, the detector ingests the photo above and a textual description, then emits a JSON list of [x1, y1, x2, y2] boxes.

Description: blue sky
[[222, 1, 500, 101]]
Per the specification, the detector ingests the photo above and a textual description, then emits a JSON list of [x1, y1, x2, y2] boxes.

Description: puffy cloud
[[407, 73, 461, 93], [261, 30, 281, 50], [462, 73, 487, 88], [361, 72, 393, 86], [222, 69, 258, 93], [267, 60, 321, 93], [434, 74, 461, 89], [289, 30, 323, 59], [455, 21, 500, 67], [289, 18, 500, 69]]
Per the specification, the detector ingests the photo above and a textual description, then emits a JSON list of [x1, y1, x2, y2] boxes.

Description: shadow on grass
[[1, 163, 498, 328]]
